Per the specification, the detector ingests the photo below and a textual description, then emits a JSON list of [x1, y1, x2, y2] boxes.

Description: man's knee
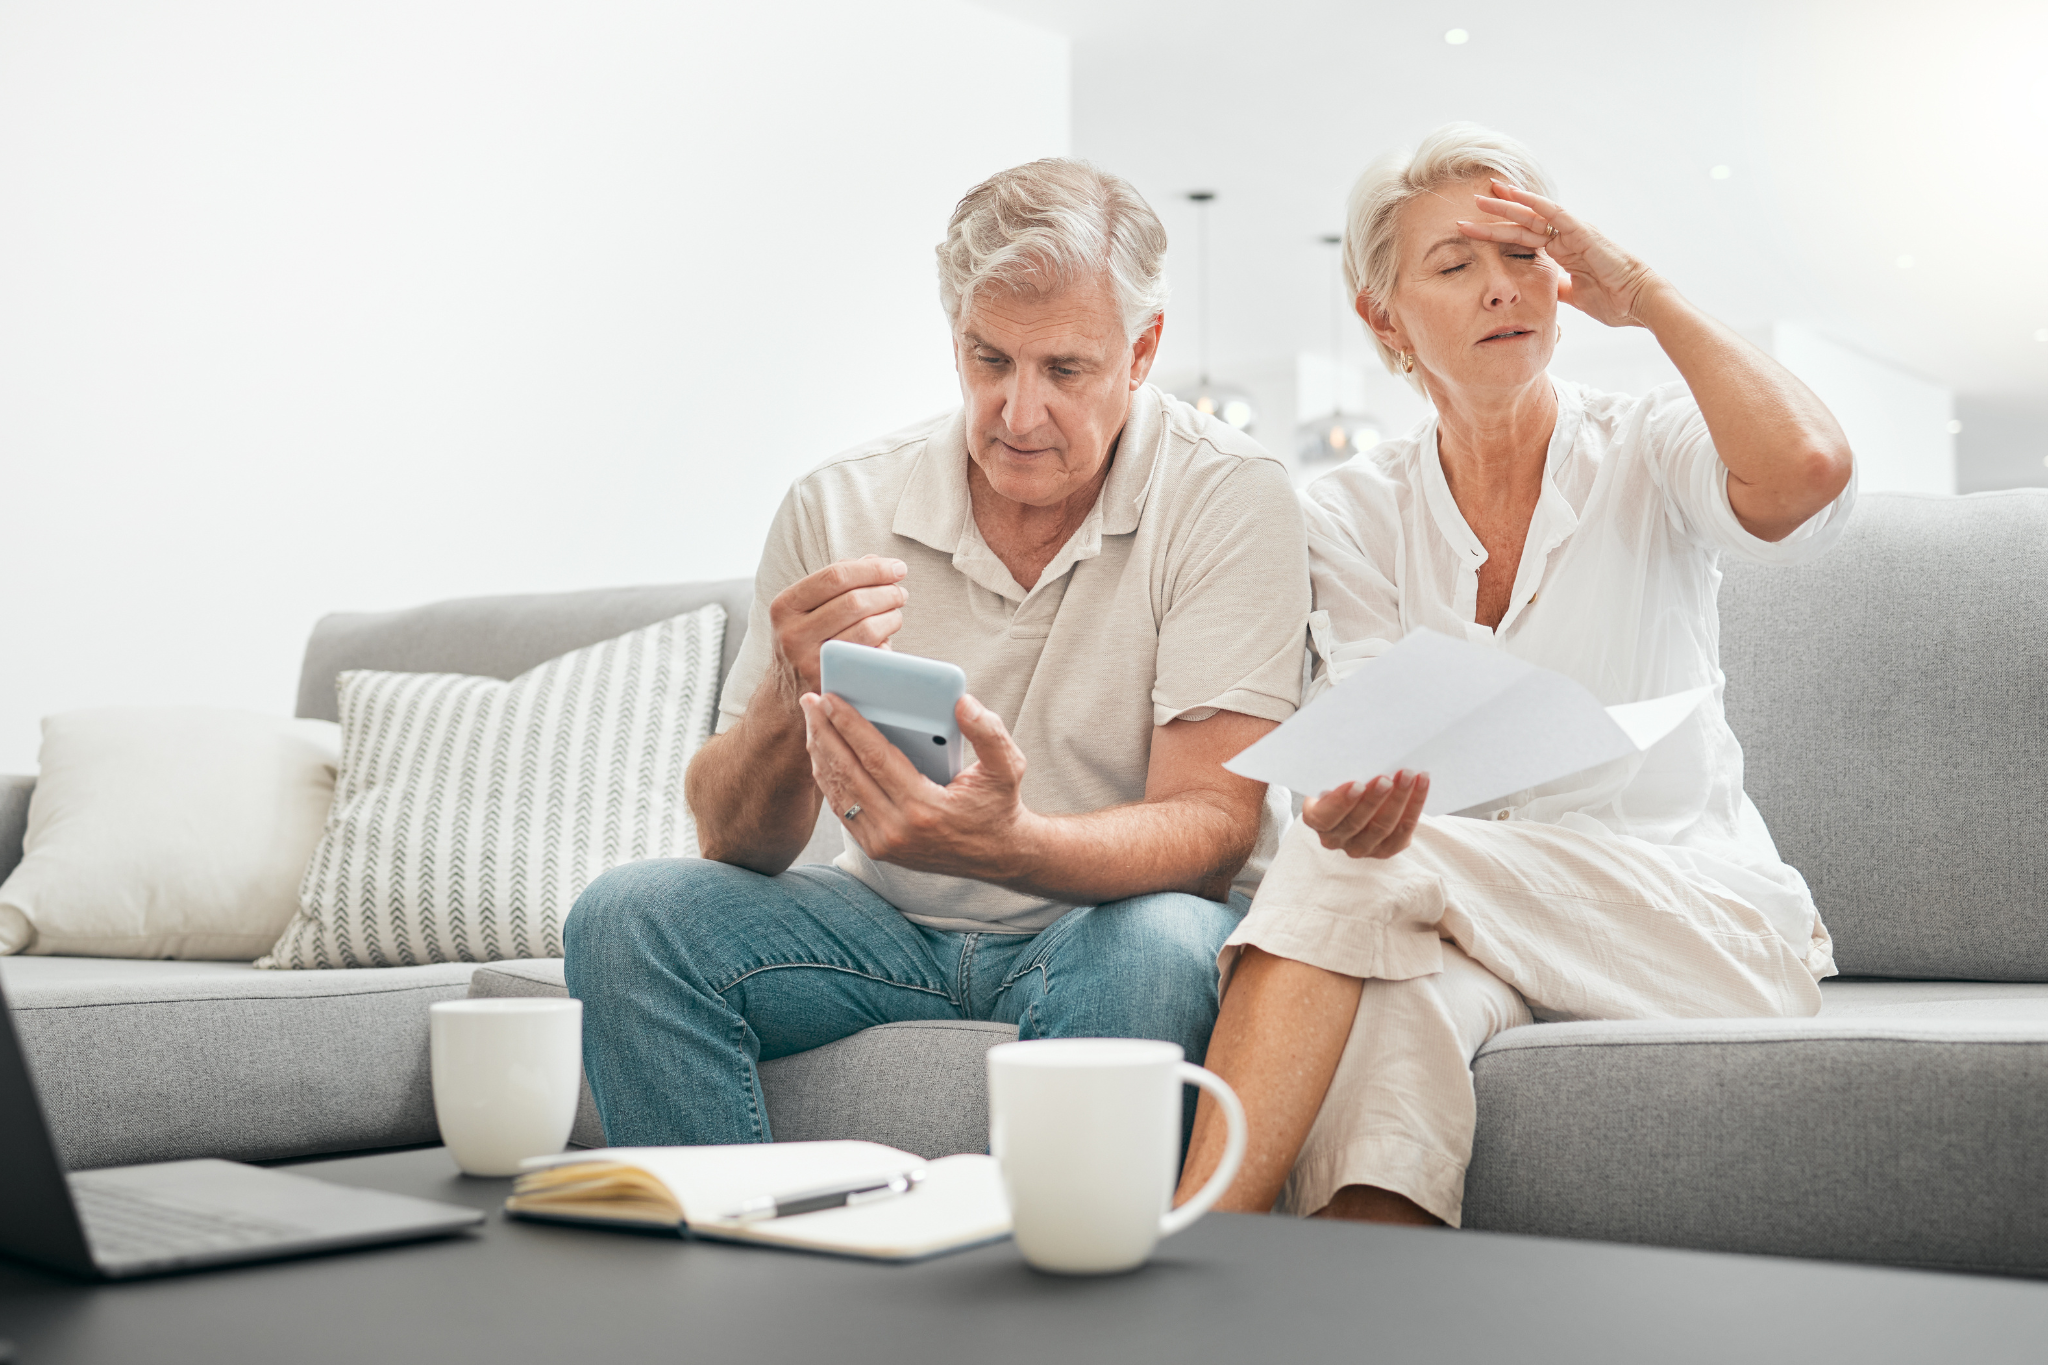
[[1068, 891, 1238, 981], [1034, 892, 1237, 1039], [565, 857, 749, 983]]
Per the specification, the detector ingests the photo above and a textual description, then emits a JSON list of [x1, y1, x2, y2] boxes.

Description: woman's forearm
[[1636, 285, 1854, 541]]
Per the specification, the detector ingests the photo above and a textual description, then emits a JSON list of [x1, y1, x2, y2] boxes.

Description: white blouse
[[1302, 380, 1855, 971]]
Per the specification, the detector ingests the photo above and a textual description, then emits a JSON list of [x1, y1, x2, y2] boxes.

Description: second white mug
[[987, 1037, 1247, 1275], [429, 997, 583, 1177]]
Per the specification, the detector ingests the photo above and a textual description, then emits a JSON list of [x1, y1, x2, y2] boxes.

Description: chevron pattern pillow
[[258, 605, 725, 969]]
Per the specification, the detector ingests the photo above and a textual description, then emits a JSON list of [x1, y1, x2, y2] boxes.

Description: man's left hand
[[799, 690, 1038, 880]]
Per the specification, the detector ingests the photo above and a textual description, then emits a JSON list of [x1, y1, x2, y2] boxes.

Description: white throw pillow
[[259, 604, 725, 969], [0, 709, 343, 959]]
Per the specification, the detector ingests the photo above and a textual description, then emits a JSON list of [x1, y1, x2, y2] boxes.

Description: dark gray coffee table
[[4, 1145, 2048, 1364]]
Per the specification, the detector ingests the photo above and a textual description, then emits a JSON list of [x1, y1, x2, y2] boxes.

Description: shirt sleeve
[[1641, 383, 1857, 566], [714, 481, 822, 733], [1300, 473, 1406, 702], [1150, 458, 1312, 727]]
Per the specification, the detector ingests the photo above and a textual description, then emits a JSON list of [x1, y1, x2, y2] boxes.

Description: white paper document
[[1226, 629, 1712, 815]]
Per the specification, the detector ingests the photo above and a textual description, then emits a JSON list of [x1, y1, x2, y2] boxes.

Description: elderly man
[[564, 159, 1309, 1146]]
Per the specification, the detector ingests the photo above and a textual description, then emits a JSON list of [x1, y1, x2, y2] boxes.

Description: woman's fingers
[[1322, 776, 1399, 848], [1342, 773, 1413, 855], [1456, 218, 1550, 249], [1472, 192, 1546, 231], [1373, 775, 1430, 858], [1302, 782, 1366, 834], [1323, 775, 1400, 853], [1487, 178, 1565, 221]]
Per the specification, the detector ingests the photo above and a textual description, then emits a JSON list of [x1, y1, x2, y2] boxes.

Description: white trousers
[[1219, 816, 1826, 1225]]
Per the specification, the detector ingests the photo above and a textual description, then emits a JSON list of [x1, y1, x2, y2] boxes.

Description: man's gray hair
[[937, 158, 1168, 341], [1343, 123, 1558, 393]]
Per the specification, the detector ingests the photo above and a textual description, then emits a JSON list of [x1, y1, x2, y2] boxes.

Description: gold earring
[[1400, 351, 1415, 374]]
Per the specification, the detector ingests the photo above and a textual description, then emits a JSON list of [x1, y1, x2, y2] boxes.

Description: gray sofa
[[3, 490, 2044, 1276]]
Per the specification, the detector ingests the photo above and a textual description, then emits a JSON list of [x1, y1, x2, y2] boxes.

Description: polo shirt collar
[[890, 385, 1166, 603]]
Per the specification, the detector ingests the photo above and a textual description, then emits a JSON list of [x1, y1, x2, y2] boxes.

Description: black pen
[[721, 1168, 925, 1223]]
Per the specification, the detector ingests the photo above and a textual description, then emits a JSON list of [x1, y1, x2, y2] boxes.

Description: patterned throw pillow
[[258, 605, 725, 969]]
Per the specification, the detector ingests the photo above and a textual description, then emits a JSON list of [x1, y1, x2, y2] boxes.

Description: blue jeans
[[563, 859, 1246, 1146]]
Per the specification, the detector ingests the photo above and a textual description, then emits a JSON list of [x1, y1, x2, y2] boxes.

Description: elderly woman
[[1175, 124, 1855, 1228]]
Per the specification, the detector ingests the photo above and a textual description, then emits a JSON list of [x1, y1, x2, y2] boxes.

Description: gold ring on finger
[[1546, 223, 1560, 242]]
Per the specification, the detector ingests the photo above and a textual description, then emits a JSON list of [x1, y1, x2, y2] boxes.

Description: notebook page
[[693, 1154, 1010, 1261], [523, 1141, 921, 1224]]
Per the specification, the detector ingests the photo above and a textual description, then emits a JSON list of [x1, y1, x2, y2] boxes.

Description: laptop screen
[[0, 975, 98, 1276]]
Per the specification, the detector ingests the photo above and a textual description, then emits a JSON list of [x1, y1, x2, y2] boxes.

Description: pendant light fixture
[[1183, 191, 1258, 433], [1296, 233, 1381, 465]]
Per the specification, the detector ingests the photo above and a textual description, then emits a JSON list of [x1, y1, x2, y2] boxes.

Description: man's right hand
[[689, 554, 909, 872], [771, 555, 909, 696]]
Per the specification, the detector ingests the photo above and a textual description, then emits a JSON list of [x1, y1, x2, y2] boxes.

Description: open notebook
[[505, 1140, 1010, 1263]]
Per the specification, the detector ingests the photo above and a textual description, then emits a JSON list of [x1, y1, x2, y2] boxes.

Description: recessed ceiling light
[[1895, 254, 1915, 269], [1444, 28, 1470, 44], [1710, 165, 1732, 180], [1947, 419, 1963, 434]]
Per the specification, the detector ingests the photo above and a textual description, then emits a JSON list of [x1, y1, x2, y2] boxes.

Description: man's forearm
[[993, 791, 1260, 906], [686, 673, 823, 874]]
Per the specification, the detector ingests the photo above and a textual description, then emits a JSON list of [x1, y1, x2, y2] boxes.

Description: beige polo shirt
[[717, 383, 1311, 933]]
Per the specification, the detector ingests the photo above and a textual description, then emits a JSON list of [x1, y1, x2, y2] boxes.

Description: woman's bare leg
[[1175, 946, 1363, 1214]]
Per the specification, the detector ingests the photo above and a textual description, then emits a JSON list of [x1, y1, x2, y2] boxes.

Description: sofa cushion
[[295, 580, 755, 725], [0, 709, 341, 960], [1719, 490, 2048, 979], [472, 958, 1014, 1159], [1463, 977, 2048, 1275], [264, 606, 725, 970], [291, 577, 846, 872], [1, 955, 477, 1169]]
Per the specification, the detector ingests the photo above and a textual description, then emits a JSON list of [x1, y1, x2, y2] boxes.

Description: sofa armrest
[[0, 774, 32, 885]]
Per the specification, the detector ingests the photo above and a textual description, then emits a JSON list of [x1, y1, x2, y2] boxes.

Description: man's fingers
[[801, 695, 889, 813], [777, 555, 908, 616], [955, 695, 1025, 788], [831, 609, 904, 649], [817, 694, 930, 806], [800, 697, 901, 864], [805, 583, 909, 640]]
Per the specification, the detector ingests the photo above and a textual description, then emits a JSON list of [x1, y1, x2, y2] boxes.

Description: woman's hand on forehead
[[1457, 178, 1664, 331]]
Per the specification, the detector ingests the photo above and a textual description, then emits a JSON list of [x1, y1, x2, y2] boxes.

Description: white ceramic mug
[[429, 998, 584, 1177], [987, 1037, 1248, 1275]]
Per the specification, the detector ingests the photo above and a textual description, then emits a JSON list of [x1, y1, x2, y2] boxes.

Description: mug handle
[[1159, 1061, 1247, 1237]]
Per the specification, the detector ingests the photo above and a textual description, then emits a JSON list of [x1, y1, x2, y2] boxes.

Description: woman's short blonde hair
[[937, 158, 1169, 342], [1342, 123, 1557, 392]]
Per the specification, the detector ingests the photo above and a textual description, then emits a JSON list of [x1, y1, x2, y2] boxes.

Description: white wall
[[1768, 324, 1955, 496], [0, 0, 1069, 773]]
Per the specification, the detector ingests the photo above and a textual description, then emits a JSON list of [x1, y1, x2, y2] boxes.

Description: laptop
[[0, 975, 484, 1280]]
